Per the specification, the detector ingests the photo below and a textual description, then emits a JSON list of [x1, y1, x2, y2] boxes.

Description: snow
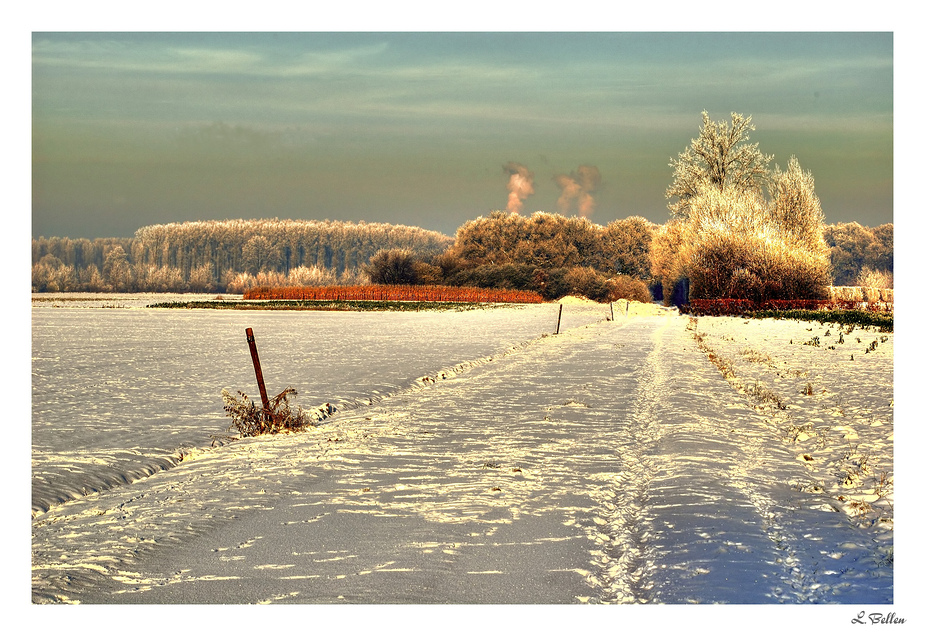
[[31, 296, 606, 515], [31, 299, 894, 611]]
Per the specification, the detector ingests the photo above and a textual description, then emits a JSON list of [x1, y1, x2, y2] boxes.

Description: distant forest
[[32, 219, 453, 293], [31, 215, 892, 299]]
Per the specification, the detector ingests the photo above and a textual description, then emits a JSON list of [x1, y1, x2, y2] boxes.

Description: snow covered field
[[31, 294, 603, 515], [31, 298, 894, 610]]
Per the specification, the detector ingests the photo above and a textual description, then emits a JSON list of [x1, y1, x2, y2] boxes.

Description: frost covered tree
[[666, 111, 774, 218], [659, 112, 832, 304], [241, 235, 282, 274], [676, 184, 830, 302], [824, 222, 893, 285], [767, 156, 826, 253], [601, 216, 653, 280], [102, 245, 135, 291]]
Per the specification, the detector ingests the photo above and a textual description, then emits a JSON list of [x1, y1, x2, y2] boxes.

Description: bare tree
[[102, 245, 134, 291], [666, 111, 774, 218], [364, 249, 421, 285], [241, 235, 282, 274]]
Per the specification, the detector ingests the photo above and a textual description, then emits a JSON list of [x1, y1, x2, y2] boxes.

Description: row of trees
[[825, 222, 893, 286], [360, 112, 890, 305], [31, 248, 374, 294], [32, 216, 892, 299], [32, 219, 452, 293]]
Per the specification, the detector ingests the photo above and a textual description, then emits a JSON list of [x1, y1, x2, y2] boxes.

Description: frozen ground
[[32, 305, 893, 608]]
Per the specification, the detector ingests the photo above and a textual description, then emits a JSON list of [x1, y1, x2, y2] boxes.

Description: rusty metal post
[[555, 303, 563, 335], [245, 328, 271, 412]]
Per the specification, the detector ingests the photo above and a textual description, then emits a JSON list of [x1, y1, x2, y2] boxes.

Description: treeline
[[31, 113, 895, 304], [824, 222, 893, 287], [31, 214, 893, 300], [31, 219, 453, 293], [362, 211, 893, 304], [363, 211, 655, 302]]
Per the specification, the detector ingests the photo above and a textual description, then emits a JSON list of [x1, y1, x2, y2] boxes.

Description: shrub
[[562, 266, 611, 302], [222, 386, 314, 437], [607, 275, 653, 303], [364, 249, 421, 285], [444, 262, 538, 292], [673, 184, 831, 303], [855, 266, 893, 289]]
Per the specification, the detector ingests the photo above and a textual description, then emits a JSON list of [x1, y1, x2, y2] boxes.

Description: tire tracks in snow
[[585, 316, 668, 603], [586, 317, 843, 603]]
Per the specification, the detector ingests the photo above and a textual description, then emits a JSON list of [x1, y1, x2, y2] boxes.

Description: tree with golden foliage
[[767, 156, 826, 253], [678, 184, 830, 302]]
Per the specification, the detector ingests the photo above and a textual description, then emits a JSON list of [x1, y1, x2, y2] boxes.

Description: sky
[[32, 31, 893, 239]]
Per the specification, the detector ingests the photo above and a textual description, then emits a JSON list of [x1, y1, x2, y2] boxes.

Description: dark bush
[[364, 249, 421, 285], [445, 263, 537, 292]]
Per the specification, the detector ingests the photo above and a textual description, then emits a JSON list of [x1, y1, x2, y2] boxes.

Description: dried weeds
[[221, 386, 320, 437]]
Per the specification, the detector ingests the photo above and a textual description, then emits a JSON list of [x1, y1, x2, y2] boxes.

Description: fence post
[[555, 303, 563, 335], [610, 302, 614, 321], [245, 328, 271, 413]]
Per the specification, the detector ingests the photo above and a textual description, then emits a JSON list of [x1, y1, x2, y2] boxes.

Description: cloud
[[32, 36, 391, 78], [554, 165, 601, 217], [503, 162, 535, 214]]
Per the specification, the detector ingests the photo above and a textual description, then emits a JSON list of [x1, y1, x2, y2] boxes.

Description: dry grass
[[689, 317, 787, 410], [244, 284, 545, 304], [855, 267, 893, 290], [221, 386, 331, 437], [829, 285, 893, 304]]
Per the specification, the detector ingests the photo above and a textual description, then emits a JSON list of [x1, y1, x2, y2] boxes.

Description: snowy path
[[32, 313, 893, 604]]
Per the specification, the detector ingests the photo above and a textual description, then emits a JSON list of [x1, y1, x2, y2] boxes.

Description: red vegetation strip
[[688, 298, 894, 316], [243, 284, 545, 304]]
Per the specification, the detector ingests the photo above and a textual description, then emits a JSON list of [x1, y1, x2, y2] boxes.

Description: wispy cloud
[[32, 37, 392, 78], [33, 33, 892, 136]]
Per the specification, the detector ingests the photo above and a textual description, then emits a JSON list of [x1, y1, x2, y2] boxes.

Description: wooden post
[[245, 328, 271, 412], [555, 303, 563, 335], [610, 302, 614, 321]]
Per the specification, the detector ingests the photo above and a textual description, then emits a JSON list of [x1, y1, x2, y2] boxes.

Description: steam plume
[[503, 162, 535, 214], [554, 165, 602, 217]]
